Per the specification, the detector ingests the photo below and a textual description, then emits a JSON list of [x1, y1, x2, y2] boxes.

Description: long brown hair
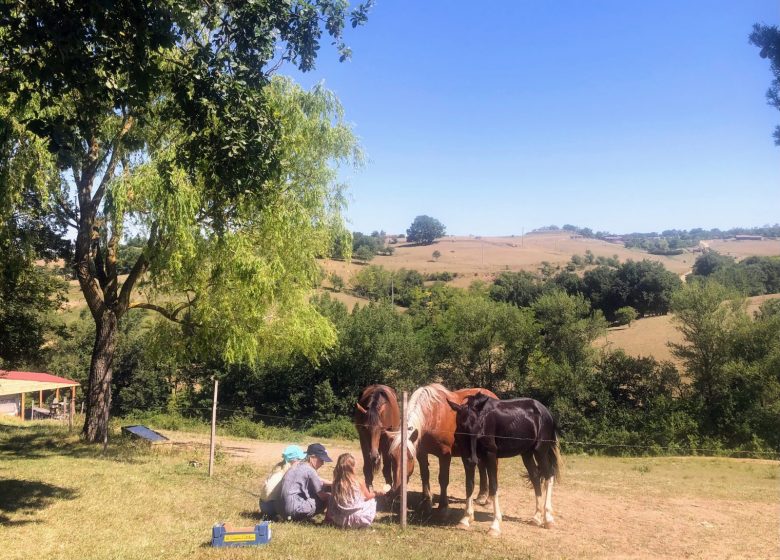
[[332, 453, 359, 506]]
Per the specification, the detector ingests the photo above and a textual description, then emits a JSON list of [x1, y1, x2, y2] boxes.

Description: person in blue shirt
[[279, 443, 333, 521]]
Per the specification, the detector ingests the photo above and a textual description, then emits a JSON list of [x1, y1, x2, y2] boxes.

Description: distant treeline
[[535, 224, 780, 256]]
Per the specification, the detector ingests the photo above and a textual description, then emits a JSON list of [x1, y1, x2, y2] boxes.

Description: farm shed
[[0, 371, 79, 420]]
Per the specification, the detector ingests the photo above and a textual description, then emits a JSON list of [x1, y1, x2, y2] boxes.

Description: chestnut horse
[[354, 384, 400, 491], [388, 383, 498, 511], [448, 392, 563, 536]]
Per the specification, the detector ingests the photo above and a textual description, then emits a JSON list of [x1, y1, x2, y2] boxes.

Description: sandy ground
[[160, 431, 780, 559]]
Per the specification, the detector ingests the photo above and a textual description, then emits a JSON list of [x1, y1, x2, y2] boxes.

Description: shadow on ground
[[0, 424, 151, 464], [0, 479, 78, 527]]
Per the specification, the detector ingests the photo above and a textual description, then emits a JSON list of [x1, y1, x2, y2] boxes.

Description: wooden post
[[20, 392, 25, 421], [208, 378, 219, 477], [39, 390, 43, 408], [55, 388, 60, 401], [400, 390, 408, 529], [69, 387, 76, 430]]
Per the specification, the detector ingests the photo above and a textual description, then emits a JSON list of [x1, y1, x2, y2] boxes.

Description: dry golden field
[[594, 293, 780, 365], [321, 232, 695, 289]]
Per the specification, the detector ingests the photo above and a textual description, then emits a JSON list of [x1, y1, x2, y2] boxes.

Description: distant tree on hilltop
[[406, 215, 446, 245]]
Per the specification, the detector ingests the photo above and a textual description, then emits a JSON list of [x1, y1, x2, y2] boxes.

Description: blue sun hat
[[282, 445, 306, 463]]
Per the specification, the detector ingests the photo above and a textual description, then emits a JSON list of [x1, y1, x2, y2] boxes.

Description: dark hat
[[306, 442, 332, 462]]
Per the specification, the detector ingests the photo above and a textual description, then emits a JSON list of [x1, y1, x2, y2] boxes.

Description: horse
[[354, 384, 401, 491], [447, 392, 563, 536], [388, 383, 498, 511]]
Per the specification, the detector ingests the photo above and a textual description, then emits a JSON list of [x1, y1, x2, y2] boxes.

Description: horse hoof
[[544, 518, 556, 529], [475, 495, 489, 506], [457, 521, 470, 530], [532, 515, 544, 527], [487, 528, 501, 538]]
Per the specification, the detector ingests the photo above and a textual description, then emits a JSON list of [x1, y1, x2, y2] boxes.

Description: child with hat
[[259, 444, 307, 519], [279, 443, 333, 521]]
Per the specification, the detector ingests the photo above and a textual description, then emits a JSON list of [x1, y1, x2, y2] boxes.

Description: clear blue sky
[[289, 0, 780, 236]]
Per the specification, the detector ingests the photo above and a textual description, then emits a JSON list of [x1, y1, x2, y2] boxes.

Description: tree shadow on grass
[[0, 479, 78, 527], [0, 424, 149, 464]]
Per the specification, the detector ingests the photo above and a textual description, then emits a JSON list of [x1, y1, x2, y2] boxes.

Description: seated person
[[326, 452, 385, 528], [259, 444, 307, 519], [279, 443, 333, 521]]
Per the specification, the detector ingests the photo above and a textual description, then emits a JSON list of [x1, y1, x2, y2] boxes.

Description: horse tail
[[548, 421, 564, 483]]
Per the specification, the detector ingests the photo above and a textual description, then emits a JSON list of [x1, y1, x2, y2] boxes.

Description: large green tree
[[0, 110, 68, 367], [406, 215, 446, 245], [749, 24, 780, 145], [0, 1, 370, 442]]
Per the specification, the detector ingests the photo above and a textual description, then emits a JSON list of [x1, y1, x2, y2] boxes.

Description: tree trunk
[[83, 310, 119, 443]]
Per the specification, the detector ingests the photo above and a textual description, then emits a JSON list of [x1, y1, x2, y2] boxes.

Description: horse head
[[448, 392, 489, 467], [388, 427, 418, 494]]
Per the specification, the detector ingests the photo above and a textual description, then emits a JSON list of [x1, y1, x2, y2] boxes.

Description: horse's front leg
[[418, 453, 433, 513], [380, 436, 393, 488], [359, 431, 374, 490], [486, 451, 502, 537], [458, 460, 476, 529], [437, 453, 451, 509], [475, 458, 489, 505]]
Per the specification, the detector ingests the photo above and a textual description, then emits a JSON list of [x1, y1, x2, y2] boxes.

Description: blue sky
[[289, 1, 779, 236]]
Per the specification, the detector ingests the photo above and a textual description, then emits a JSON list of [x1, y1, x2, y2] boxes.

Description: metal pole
[[208, 378, 219, 477], [400, 391, 408, 529]]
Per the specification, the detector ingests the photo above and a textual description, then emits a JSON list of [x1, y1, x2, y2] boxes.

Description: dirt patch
[[161, 431, 780, 559]]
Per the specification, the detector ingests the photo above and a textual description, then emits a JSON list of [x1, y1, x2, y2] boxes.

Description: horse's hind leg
[[437, 453, 451, 510], [475, 459, 489, 505], [522, 451, 544, 527], [535, 447, 556, 528], [486, 452, 502, 537]]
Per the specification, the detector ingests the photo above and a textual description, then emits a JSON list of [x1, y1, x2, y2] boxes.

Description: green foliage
[[691, 251, 735, 277], [490, 270, 544, 307], [406, 215, 446, 245], [313, 379, 337, 423], [307, 417, 359, 440], [350, 266, 424, 307], [614, 306, 638, 327], [432, 250, 441, 261], [354, 245, 375, 262], [692, 253, 780, 296], [749, 24, 780, 145]]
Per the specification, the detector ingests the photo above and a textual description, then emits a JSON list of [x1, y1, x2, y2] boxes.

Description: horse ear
[[473, 392, 491, 410], [446, 399, 463, 413], [355, 402, 367, 414]]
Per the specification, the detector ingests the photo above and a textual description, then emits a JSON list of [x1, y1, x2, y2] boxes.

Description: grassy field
[[2, 420, 778, 559]]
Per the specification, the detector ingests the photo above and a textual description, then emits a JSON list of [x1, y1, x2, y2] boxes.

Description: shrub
[[307, 417, 358, 440]]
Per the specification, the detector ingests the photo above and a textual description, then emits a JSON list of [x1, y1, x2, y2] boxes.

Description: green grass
[[116, 412, 358, 442], [0, 421, 530, 560], [2, 421, 778, 560]]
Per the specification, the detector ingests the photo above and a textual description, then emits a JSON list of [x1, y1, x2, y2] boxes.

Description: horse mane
[[389, 383, 453, 457], [366, 386, 391, 428]]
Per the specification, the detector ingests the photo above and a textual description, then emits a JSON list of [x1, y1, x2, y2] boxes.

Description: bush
[[614, 306, 638, 327], [307, 417, 358, 440]]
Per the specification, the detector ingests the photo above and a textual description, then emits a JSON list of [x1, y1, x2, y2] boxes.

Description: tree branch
[[127, 302, 187, 324], [116, 221, 157, 314], [91, 116, 134, 209]]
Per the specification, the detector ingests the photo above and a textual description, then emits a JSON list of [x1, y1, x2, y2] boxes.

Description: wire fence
[[116, 401, 780, 460]]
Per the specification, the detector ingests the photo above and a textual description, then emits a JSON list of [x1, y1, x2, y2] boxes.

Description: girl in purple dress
[[326, 453, 385, 528]]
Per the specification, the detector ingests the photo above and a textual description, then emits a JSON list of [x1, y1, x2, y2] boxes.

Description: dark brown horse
[[354, 384, 400, 491], [448, 392, 563, 536], [388, 383, 498, 511]]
